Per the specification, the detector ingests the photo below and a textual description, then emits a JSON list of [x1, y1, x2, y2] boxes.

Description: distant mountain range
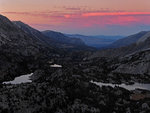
[[66, 34, 123, 48], [88, 31, 150, 59], [13, 21, 87, 49], [66, 31, 150, 49]]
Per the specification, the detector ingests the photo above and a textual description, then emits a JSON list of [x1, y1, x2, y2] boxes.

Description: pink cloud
[[82, 12, 150, 17], [2, 10, 150, 29]]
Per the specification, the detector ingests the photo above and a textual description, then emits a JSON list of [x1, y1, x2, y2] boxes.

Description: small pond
[[50, 64, 62, 68], [91, 80, 150, 91], [3, 73, 33, 85]]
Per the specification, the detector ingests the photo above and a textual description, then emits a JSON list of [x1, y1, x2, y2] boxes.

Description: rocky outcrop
[[112, 49, 150, 75]]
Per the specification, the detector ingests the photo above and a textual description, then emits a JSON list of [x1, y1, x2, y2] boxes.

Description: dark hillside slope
[[0, 15, 57, 82], [13, 21, 54, 47]]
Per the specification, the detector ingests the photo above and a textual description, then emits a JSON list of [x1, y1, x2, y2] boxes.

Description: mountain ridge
[[42, 30, 86, 46]]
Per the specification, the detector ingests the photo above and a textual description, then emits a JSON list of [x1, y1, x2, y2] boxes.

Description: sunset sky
[[1, 0, 150, 35]]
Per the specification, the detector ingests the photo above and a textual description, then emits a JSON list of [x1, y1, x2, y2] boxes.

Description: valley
[[0, 14, 150, 113]]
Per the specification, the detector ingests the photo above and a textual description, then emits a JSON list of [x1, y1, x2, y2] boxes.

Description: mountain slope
[[0, 15, 56, 82], [109, 31, 149, 48], [137, 31, 150, 44], [0, 15, 46, 56], [13, 21, 54, 47]]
